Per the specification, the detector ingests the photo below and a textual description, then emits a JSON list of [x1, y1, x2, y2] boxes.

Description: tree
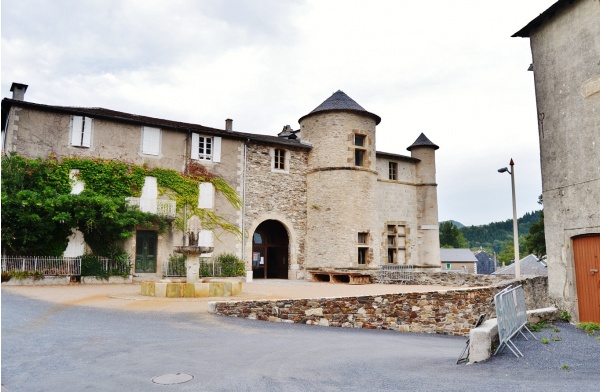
[[439, 221, 469, 248], [524, 195, 546, 256]]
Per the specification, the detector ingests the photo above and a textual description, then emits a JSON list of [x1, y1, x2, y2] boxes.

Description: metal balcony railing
[[127, 197, 176, 219]]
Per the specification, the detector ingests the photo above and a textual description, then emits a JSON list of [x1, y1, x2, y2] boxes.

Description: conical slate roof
[[407, 133, 439, 151], [298, 90, 381, 124]]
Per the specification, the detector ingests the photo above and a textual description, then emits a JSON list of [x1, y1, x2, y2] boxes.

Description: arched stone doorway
[[252, 220, 289, 279]]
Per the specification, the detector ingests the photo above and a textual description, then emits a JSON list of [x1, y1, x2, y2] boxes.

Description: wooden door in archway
[[573, 235, 600, 323], [252, 220, 289, 279]]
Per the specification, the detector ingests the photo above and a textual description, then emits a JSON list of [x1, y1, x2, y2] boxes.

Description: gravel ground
[[472, 321, 600, 372]]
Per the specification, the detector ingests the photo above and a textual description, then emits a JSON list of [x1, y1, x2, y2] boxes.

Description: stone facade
[[514, 0, 600, 321], [1, 88, 441, 280], [243, 143, 309, 279]]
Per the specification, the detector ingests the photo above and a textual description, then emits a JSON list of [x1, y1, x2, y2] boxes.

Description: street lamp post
[[498, 159, 520, 279]]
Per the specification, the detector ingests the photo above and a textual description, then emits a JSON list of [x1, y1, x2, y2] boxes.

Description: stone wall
[[212, 275, 550, 337]]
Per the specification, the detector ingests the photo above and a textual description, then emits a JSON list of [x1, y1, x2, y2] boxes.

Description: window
[[354, 134, 365, 146], [357, 232, 369, 265], [446, 263, 452, 270], [355, 150, 365, 166], [70, 116, 92, 148], [191, 133, 221, 162], [142, 126, 161, 155], [354, 134, 366, 167], [274, 149, 285, 170], [386, 223, 407, 264], [389, 162, 397, 180]]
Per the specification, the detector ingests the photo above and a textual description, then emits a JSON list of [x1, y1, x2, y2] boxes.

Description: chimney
[[225, 118, 233, 131], [10, 83, 28, 101]]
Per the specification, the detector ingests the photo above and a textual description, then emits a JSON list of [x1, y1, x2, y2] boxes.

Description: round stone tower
[[407, 133, 441, 267], [299, 91, 382, 269]]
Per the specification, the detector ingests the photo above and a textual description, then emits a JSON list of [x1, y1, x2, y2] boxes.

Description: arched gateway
[[252, 220, 289, 279]]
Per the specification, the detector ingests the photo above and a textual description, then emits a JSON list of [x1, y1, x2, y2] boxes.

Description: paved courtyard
[[2, 281, 599, 391]]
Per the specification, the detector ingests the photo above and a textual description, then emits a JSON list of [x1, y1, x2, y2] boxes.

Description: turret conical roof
[[299, 90, 381, 124], [407, 133, 439, 151]]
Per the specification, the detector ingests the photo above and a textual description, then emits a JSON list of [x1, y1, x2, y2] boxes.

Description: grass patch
[[576, 322, 600, 336]]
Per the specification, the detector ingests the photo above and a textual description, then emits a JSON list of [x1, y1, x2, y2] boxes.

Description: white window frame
[[270, 147, 290, 173], [70, 115, 93, 148], [191, 133, 221, 163], [141, 126, 161, 156]]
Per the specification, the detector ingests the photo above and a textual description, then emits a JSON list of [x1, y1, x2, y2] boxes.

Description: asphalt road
[[2, 290, 599, 391]]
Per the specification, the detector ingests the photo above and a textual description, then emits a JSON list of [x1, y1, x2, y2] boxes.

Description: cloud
[[1, 0, 555, 226]]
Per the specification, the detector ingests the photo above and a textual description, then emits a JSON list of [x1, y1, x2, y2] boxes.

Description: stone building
[[2, 86, 441, 280], [513, 0, 600, 322]]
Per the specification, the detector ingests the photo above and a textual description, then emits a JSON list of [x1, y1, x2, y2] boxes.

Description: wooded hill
[[447, 210, 542, 254]]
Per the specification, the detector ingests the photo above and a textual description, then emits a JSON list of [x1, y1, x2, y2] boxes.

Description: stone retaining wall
[[212, 276, 549, 337]]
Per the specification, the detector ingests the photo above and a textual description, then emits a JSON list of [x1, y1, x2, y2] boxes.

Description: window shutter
[[81, 117, 92, 147], [212, 136, 221, 162], [142, 126, 160, 155], [191, 133, 200, 160], [198, 182, 215, 209], [71, 116, 83, 146], [198, 230, 213, 247]]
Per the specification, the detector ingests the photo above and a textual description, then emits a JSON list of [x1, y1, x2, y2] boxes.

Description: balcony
[[127, 197, 176, 220]]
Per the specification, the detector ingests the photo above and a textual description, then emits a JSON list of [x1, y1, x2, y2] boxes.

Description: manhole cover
[[152, 373, 194, 385]]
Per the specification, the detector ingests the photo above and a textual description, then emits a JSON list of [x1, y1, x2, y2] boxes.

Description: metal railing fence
[[1, 255, 131, 277], [493, 285, 536, 357], [2, 256, 81, 276], [377, 264, 414, 284]]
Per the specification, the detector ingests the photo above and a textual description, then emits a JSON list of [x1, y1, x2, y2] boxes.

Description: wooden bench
[[309, 270, 372, 285]]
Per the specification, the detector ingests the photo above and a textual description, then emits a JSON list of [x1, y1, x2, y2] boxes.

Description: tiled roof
[[492, 254, 548, 276], [407, 133, 439, 151], [1, 98, 312, 149], [439, 248, 478, 262], [298, 90, 381, 125]]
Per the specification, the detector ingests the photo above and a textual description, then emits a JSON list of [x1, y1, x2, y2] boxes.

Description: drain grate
[[152, 373, 194, 385]]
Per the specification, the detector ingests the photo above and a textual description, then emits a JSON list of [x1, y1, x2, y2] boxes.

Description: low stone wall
[[212, 276, 550, 337]]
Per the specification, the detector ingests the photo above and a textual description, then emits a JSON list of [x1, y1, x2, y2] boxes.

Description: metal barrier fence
[[493, 285, 536, 357], [2, 256, 81, 276], [1, 255, 130, 277], [377, 264, 414, 284]]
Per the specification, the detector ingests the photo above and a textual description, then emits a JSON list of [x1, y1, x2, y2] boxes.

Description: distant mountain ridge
[[440, 210, 542, 253]]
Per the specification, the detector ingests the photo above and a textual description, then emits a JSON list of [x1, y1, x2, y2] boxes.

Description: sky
[[1, 0, 557, 226]]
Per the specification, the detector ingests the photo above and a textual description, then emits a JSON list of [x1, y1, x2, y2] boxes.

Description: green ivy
[[1, 154, 241, 257]]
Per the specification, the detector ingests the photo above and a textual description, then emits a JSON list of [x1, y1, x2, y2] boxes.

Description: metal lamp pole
[[498, 159, 520, 279]]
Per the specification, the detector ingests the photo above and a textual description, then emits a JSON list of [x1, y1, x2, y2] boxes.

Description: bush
[[81, 254, 110, 280], [167, 253, 187, 276], [215, 253, 245, 277]]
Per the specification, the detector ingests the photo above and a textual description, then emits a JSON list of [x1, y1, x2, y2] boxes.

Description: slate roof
[[513, 0, 573, 38], [439, 248, 478, 263], [1, 98, 312, 149], [474, 250, 497, 275], [492, 254, 548, 276], [407, 133, 439, 151], [298, 90, 381, 125]]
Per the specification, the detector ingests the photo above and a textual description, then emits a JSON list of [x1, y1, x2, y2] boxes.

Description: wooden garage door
[[573, 235, 600, 323]]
